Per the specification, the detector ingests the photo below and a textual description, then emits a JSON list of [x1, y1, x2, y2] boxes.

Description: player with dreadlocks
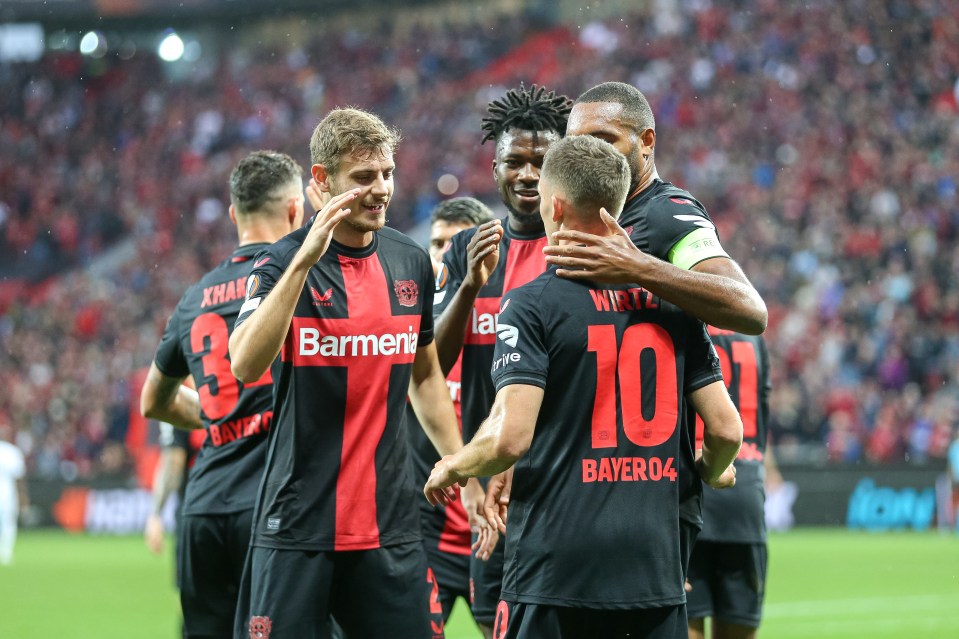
[[429, 84, 571, 638]]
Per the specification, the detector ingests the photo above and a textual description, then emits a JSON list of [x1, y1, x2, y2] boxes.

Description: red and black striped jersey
[[492, 267, 723, 608], [153, 243, 274, 516], [235, 222, 434, 551], [434, 223, 548, 444], [696, 329, 771, 543]]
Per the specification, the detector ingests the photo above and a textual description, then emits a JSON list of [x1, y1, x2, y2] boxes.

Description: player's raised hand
[[543, 208, 653, 283], [463, 219, 503, 289], [424, 455, 465, 507], [484, 468, 512, 534], [295, 188, 360, 268]]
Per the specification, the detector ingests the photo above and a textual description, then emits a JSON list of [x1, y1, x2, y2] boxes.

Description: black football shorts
[[492, 601, 687, 639], [177, 510, 254, 638], [235, 540, 443, 639], [423, 534, 471, 621], [686, 540, 767, 628], [470, 532, 506, 625]]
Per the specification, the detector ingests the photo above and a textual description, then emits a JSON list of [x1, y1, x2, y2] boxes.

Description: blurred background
[[1, 0, 958, 636]]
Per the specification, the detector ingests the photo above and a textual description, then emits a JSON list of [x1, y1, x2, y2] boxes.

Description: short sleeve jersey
[[435, 223, 548, 444], [696, 330, 771, 544], [235, 222, 434, 552], [493, 268, 723, 609], [406, 355, 471, 555], [621, 178, 731, 526], [153, 244, 274, 516]]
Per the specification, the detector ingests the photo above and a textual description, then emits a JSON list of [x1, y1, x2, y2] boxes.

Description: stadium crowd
[[1, 0, 957, 479]]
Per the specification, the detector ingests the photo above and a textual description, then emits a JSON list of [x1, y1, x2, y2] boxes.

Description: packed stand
[[1, 0, 957, 479]]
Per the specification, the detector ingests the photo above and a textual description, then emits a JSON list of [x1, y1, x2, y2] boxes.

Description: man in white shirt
[[0, 430, 26, 566]]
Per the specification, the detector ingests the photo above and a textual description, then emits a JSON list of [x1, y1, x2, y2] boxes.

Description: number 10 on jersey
[[588, 323, 679, 449]]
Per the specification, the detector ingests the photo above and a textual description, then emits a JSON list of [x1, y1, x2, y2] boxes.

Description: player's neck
[[559, 219, 612, 239], [628, 164, 660, 201], [236, 219, 291, 246], [332, 225, 374, 249]]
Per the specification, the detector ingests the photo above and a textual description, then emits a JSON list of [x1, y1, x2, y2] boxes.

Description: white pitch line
[[765, 594, 958, 619], [763, 614, 954, 638]]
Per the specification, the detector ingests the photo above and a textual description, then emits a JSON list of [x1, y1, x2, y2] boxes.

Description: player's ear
[[228, 204, 238, 225], [551, 194, 564, 224], [640, 128, 656, 157], [311, 164, 332, 193], [289, 195, 304, 228]]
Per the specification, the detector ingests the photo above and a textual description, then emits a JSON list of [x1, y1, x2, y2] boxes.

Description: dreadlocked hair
[[480, 83, 572, 145]]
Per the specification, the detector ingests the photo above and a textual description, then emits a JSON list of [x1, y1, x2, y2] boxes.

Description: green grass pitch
[[3, 529, 958, 638]]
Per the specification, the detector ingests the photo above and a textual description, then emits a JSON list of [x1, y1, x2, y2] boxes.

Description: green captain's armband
[[667, 227, 730, 270]]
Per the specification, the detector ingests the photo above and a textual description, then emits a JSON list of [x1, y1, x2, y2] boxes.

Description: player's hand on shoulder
[[294, 188, 360, 268], [463, 220, 503, 289], [423, 455, 465, 506], [544, 208, 653, 283]]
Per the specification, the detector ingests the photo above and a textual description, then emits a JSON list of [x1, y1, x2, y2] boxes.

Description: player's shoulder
[[646, 181, 711, 220], [263, 225, 309, 266], [501, 268, 559, 308], [378, 226, 427, 252]]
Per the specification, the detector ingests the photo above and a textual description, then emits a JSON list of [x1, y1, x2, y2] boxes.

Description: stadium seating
[[1, 1, 957, 478]]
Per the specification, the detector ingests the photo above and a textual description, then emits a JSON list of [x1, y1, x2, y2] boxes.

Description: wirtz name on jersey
[[589, 287, 660, 313]]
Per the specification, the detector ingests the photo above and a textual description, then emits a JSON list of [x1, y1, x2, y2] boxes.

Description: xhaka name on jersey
[[201, 277, 248, 308], [582, 455, 678, 483]]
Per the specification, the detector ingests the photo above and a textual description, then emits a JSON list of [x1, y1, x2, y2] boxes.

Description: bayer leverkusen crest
[[394, 280, 419, 307], [249, 616, 272, 639]]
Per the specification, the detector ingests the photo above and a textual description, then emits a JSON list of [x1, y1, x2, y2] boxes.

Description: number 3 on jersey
[[588, 323, 679, 449], [191, 313, 272, 421]]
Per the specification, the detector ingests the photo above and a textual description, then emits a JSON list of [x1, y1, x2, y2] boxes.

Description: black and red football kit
[[688, 330, 771, 628], [490, 266, 722, 638], [153, 243, 275, 638], [233, 221, 443, 638], [434, 223, 548, 623]]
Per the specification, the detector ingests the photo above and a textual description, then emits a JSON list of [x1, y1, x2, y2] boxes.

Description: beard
[[504, 202, 543, 229], [342, 208, 387, 234]]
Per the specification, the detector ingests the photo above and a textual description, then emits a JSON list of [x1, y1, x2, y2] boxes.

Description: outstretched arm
[[424, 384, 543, 505], [543, 210, 767, 335], [409, 341, 496, 557]]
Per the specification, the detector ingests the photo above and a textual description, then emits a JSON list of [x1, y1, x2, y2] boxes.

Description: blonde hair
[[309, 107, 401, 176]]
